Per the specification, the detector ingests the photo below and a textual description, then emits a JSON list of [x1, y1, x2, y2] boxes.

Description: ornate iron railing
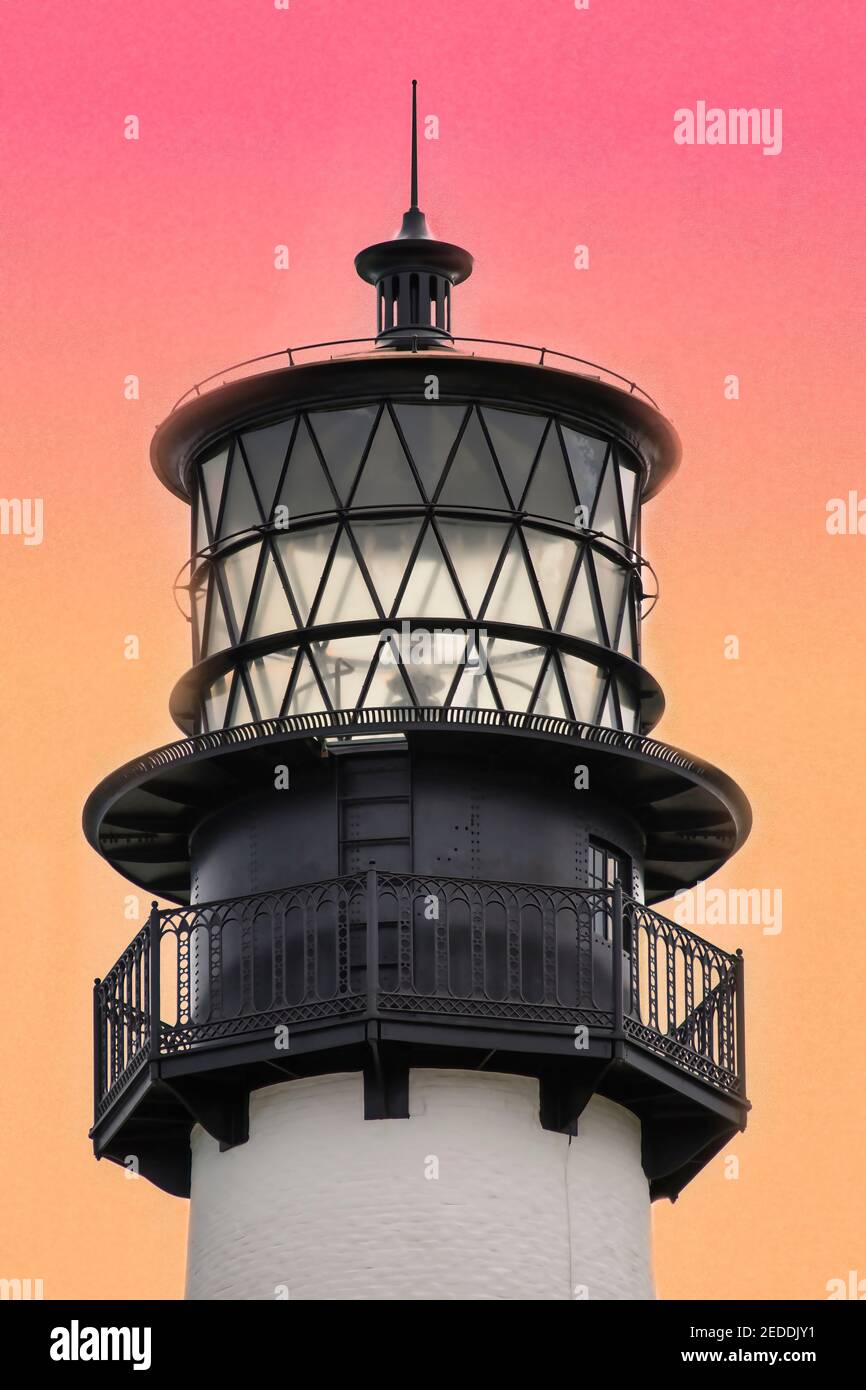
[[92, 921, 151, 1119], [92, 871, 745, 1126], [169, 336, 663, 413], [624, 900, 745, 1096]]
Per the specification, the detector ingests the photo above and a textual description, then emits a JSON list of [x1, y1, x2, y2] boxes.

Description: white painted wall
[[185, 1069, 655, 1300]]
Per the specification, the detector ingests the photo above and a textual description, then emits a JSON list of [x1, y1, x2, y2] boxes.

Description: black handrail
[[168, 336, 664, 413]]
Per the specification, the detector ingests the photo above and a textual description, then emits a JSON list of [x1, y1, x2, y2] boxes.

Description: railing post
[[735, 948, 747, 1098], [612, 880, 624, 1047], [92, 977, 102, 1124], [366, 866, 379, 1018], [148, 900, 161, 1064]]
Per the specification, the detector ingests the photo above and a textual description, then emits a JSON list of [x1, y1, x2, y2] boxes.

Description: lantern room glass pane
[[349, 517, 423, 618], [533, 656, 569, 720], [618, 459, 639, 545], [435, 518, 510, 618], [199, 446, 230, 538], [617, 678, 641, 734], [393, 404, 466, 501], [561, 653, 605, 724], [351, 409, 423, 506], [248, 653, 293, 719], [273, 526, 337, 627], [396, 523, 465, 617], [438, 408, 509, 510], [229, 673, 255, 726], [593, 552, 628, 645], [386, 626, 466, 706], [191, 572, 208, 659], [240, 419, 295, 519], [561, 428, 608, 513], [203, 673, 231, 731], [312, 529, 378, 626], [485, 639, 546, 713], [599, 683, 619, 730], [482, 533, 542, 627], [523, 423, 575, 525], [218, 446, 262, 540], [311, 635, 379, 710], [249, 544, 297, 638], [592, 455, 625, 542], [203, 580, 232, 656], [480, 407, 547, 508], [450, 661, 499, 710], [220, 543, 261, 641], [522, 525, 578, 628], [286, 651, 325, 716], [360, 646, 415, 708], [617, 594, 638, 660], [559, 555, 601, 643], [307, 406, 378, 504], [193, 490, 209, 557], [276, 417, 337, 518]]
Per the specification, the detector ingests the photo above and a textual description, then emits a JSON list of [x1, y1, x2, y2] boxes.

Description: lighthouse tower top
[[86, 83, 750, 1211]]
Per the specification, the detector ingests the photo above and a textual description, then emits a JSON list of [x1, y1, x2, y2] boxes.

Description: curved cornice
[[151, 353, 681, 505], [82, 706, 751, 907]]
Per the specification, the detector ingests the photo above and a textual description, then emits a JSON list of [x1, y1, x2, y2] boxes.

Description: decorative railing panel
[[93, 871, 745, 1125], [157, 875, 369, 1050], [624, 899, 742, 1094], [374, 872, 613, 1028], [92, 921, 150, 1122]]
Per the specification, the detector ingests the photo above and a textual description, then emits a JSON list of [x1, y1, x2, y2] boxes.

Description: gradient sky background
[[1, 0, 864, 1300]]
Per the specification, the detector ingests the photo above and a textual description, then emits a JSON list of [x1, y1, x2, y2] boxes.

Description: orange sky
[[1, 0, 864, 1299]]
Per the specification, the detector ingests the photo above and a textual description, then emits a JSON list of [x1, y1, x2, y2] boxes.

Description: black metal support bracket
[[162, 1075, 250, 1151], [539, 1058, 615, 1135], [363, 1027, 410, 1120], [641, 1110, 733, 1189]]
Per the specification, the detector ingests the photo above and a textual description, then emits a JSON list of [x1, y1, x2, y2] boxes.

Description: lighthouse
[[86, 85, 750, 1301]]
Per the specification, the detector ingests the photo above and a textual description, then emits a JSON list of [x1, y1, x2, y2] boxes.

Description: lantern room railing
[[169, 336, 664, 413], [92, 870, 745, 1128]]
